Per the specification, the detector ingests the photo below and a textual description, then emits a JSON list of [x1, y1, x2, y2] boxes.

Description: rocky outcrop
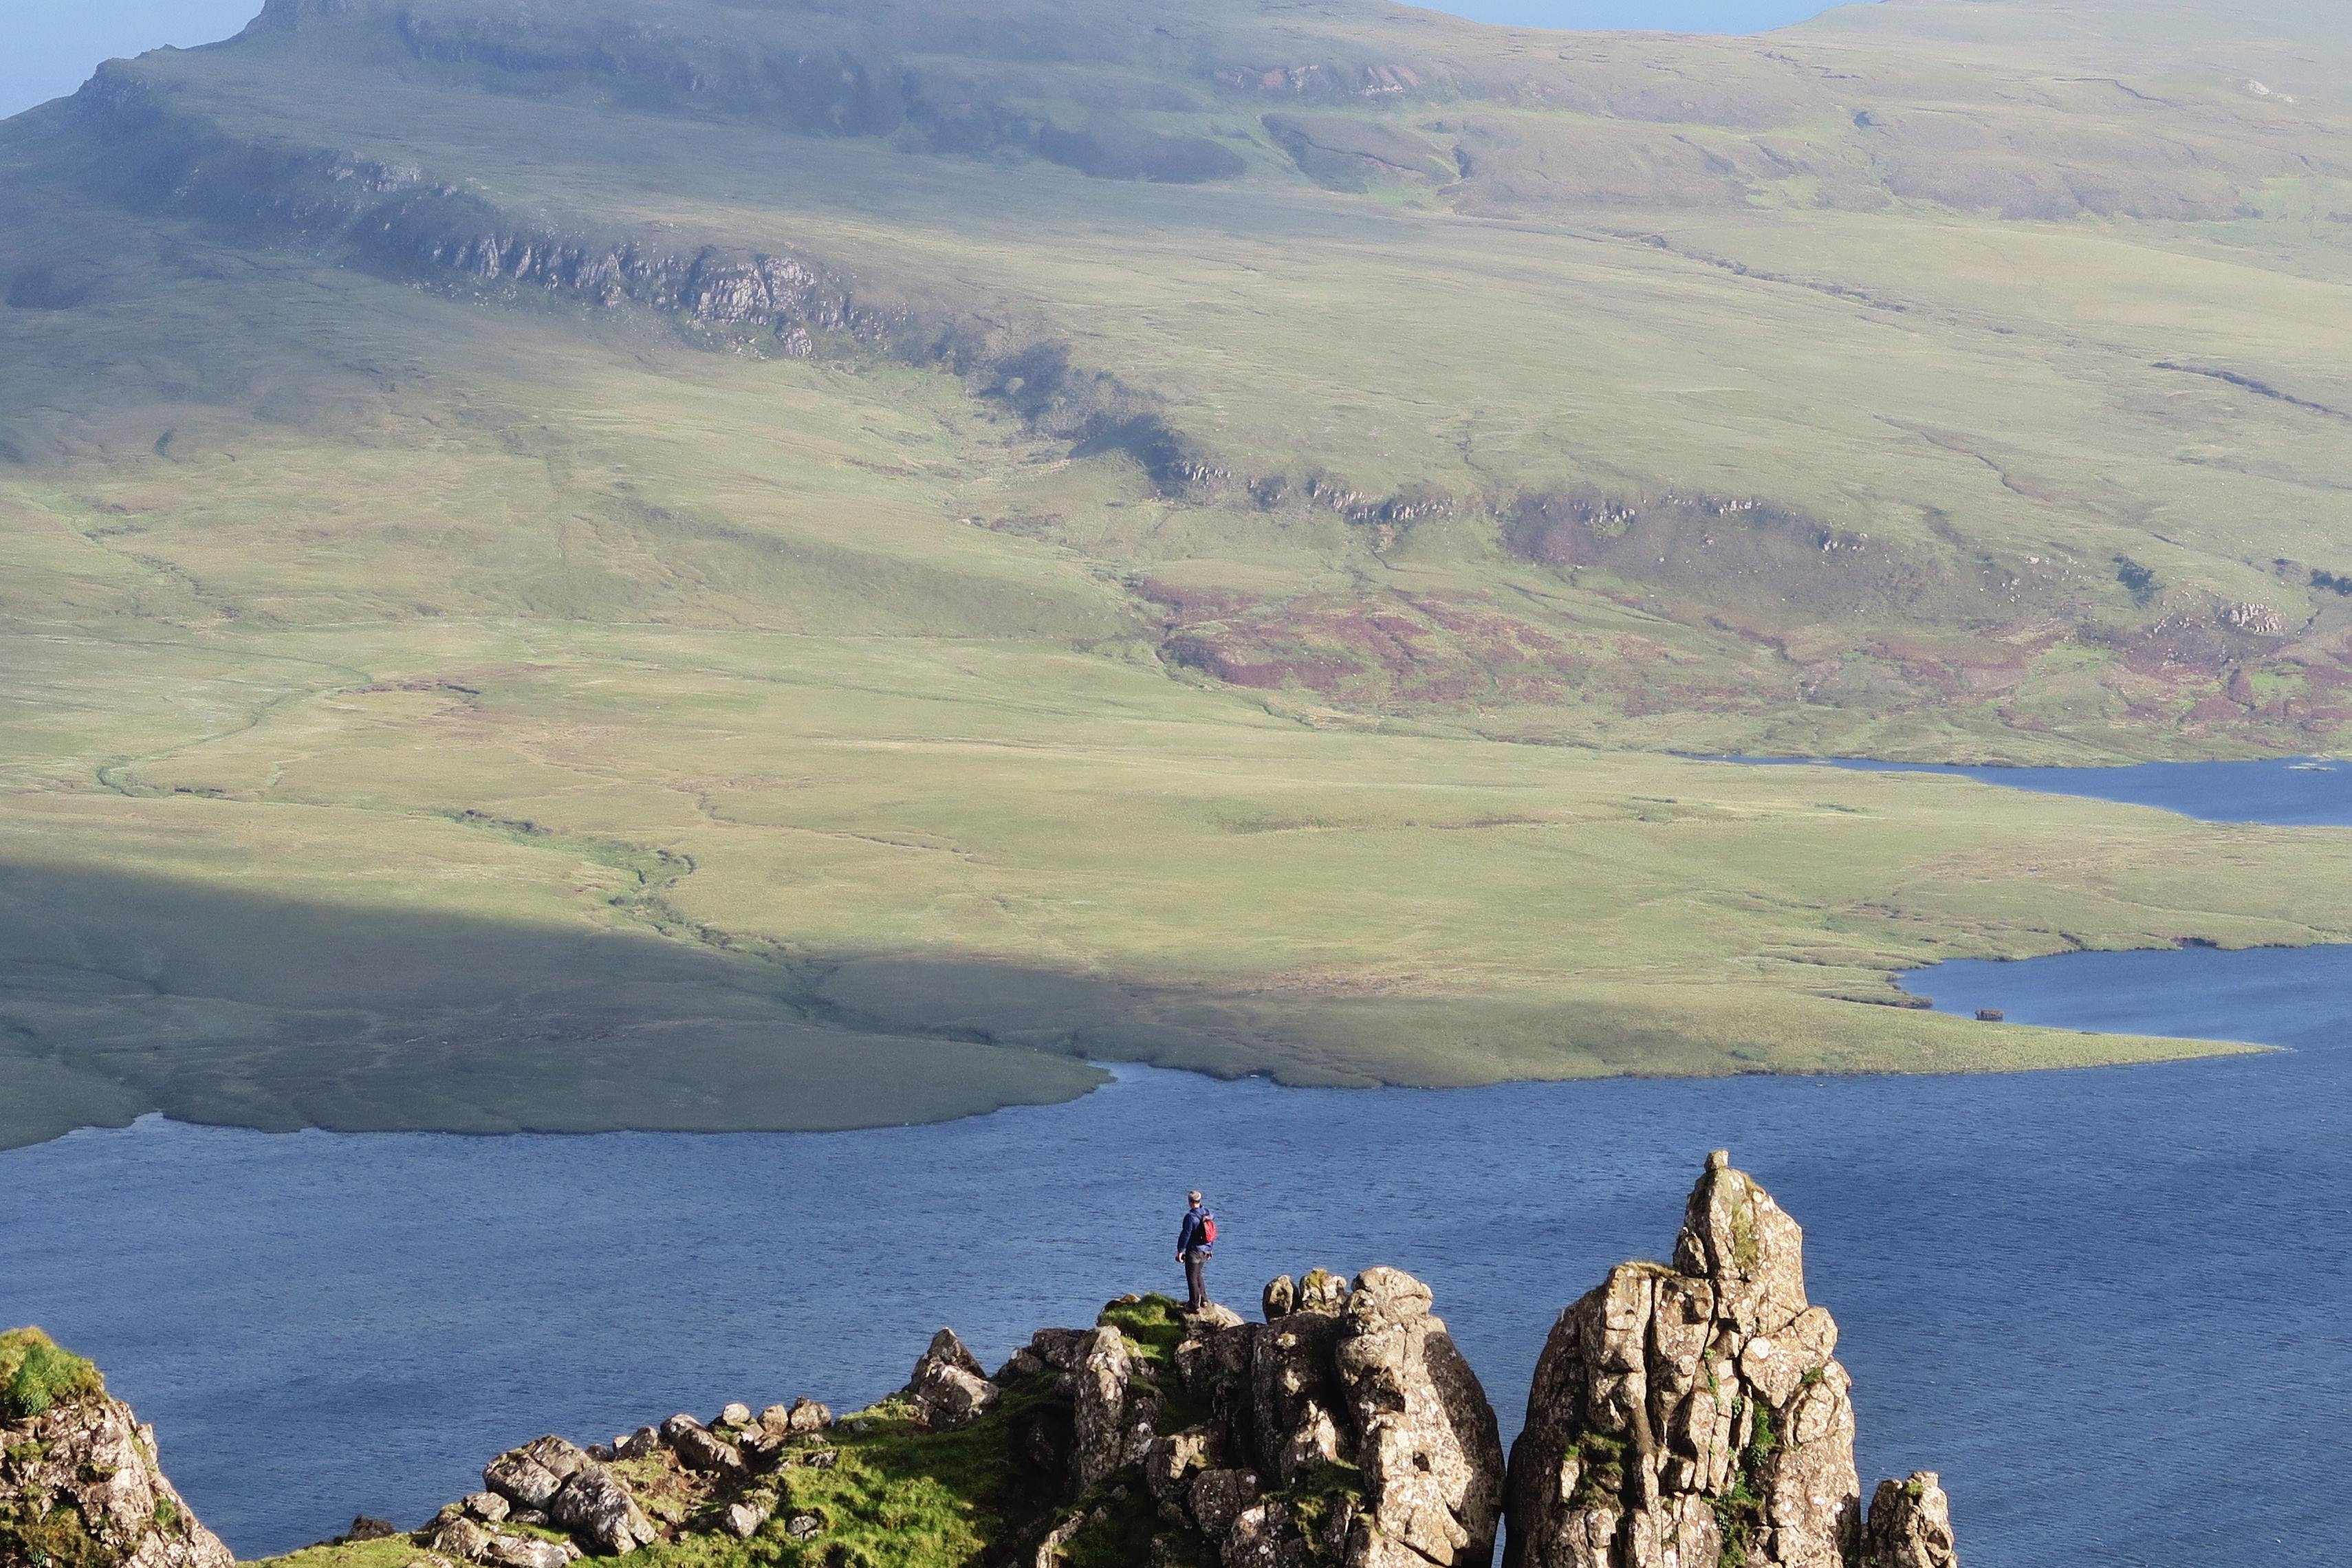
[[1860, 1473, 1956, 1568], [1071, 1325, 1165, 1490], [1503, 1153, 1953, 1568], [1138, 1267, 1505, 1568], [0, 1329, 232, 1568], [1336, 1268, 1507, 1568], [546, 1466, 660, 1556], [380, 1389, 842, 1567], [71, 65, 869, 361], [902, 1327, 1001, 1430]]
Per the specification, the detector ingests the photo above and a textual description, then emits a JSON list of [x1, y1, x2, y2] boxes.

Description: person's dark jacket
[[1177, 1206, 1213, 1256]]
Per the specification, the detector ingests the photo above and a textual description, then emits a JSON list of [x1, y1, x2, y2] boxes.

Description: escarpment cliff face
[[1503, 1153, 1950, 1568], [6, 1159, 1959, 1568], [70, 66, 874, 361], [0, 1329, 233, 1568]]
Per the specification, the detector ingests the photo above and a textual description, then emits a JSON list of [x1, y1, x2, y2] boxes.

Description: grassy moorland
[[2, 0, 2349, 1146]]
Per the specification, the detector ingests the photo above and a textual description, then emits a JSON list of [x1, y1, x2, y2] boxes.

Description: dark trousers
[[1183, 1250, 1209, 1310]]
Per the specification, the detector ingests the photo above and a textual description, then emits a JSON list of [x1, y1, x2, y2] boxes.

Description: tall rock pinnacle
[[1503, 1153, 1954, 1568]]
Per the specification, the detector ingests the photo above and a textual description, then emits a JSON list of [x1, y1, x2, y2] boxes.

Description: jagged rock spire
[[1505, 1153, 1950, 1568]]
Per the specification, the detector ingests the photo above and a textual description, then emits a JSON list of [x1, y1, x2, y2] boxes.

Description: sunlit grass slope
[[28, 0, 2352, 750], [3, 0, 2351, 1146]]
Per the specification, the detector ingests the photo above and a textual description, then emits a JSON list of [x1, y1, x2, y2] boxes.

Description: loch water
[[5, 1041, 2347, 1568], [1725, 752, 2352, 825], [5, 756, 2349, 1568]]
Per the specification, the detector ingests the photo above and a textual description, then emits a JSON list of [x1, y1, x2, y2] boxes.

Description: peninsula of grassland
[[4, 0, 2352, 1148]]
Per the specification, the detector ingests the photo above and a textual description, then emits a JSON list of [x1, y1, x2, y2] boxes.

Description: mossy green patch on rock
[[1, 1499, 112, 1568], [1096, 1294, 1189, 1366], [0, 1330, 105, 1424]]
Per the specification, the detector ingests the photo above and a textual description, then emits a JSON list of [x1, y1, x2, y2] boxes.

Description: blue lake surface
[[1726, 753, 2352, 825], [5, 756, 2350, 1567]]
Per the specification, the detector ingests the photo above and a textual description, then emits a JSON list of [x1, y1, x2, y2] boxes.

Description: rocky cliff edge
[[1, 1328, 233, 1568]]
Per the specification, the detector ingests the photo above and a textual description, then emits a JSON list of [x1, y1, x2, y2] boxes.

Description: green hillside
[[3, 0, 2349, 1146]]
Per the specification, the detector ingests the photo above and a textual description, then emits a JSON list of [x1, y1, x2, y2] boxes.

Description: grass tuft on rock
[[0, 1329, 105, 1424], [1096, 1294, 1189, 1365]]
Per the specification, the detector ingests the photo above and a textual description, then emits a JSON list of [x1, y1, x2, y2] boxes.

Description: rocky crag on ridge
[[3, 1157, 1957, 1568], [0, 1329, 233, 1568], [1505, 1151, 1953, 1568]]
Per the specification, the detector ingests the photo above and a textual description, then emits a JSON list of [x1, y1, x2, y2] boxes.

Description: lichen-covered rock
[[431, 1514, 494, 1561], [1189, 1469, 1262, 1538], [477, 1532, 578, 1568], [547, 1463, 660, 1555], [1071, 1327, 1137, 1490], [1146, 1430, 1223, 1521], [1672, 1153, 1809, 1339], [1027, 1328, 1096, 1371], [483, 1436, 588, 1510], [0, 1331, 234, 1568], [1334, 1267, 1505, 1568], [1503, 1153, 1940, 1568], [1862, 1474, 1957, 1568], [1223, 1499, 1308, 1568], [903, 1328, 1000, 1430], [1251, 1311, 1347, 1487], [667, 1423, 745, 1477], [1135, 1270, 1505, 1568], [1296, 1270, 1351, 1315], [722, 1498, 773, 1540]]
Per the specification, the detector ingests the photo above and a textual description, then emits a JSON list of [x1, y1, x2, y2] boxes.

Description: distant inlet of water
[[1717, 752, 2352, 825], [3, 757, 2348, 1567]]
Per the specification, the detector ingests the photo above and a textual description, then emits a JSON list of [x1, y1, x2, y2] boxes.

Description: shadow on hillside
[[0, 860, 1121, 1152], [0, 853, 1695, 1155], [0, 856, 2177, 1155]]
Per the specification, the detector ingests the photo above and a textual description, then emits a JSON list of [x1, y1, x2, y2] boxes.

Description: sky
[[0, 0, 1840, 122]]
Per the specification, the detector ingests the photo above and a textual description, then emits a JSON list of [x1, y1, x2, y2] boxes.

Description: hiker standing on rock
[[1176, 1189, 1216, 1311]]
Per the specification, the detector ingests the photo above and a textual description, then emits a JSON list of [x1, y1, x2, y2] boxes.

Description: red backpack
[[1200, 1213, 1218, 1245]]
